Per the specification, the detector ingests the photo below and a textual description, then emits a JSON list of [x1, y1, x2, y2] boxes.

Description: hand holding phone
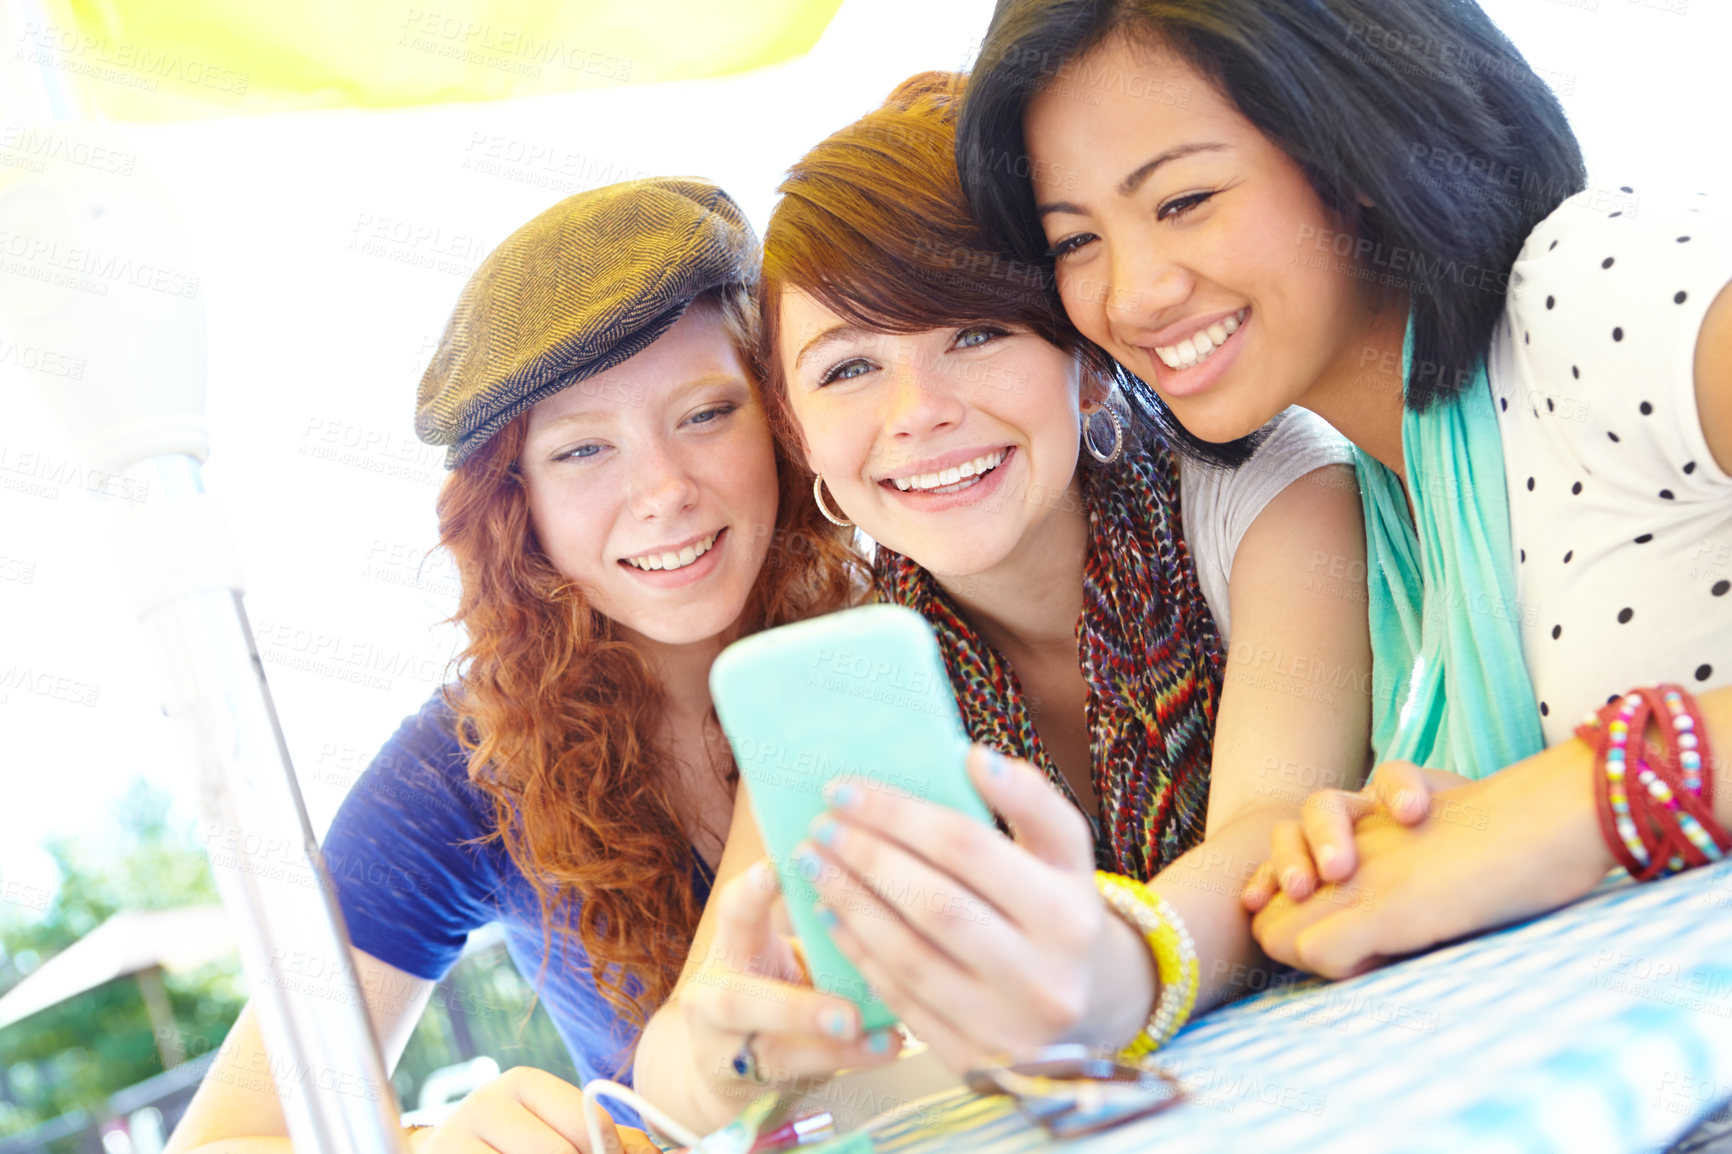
[[710, 605, 993, 1030]]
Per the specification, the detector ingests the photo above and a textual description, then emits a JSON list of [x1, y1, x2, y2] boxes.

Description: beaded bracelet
[[1647, 687, 1726, 866], [1093, 872, 1199, 1062], [1580, 692, 1664, 878], [1577, 684, 1729, 881]]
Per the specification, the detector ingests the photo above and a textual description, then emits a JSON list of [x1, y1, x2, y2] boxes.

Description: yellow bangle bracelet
[[1094, 871, 1200, 1062]]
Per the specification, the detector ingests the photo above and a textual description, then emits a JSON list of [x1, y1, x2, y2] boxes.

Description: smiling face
[[778, 289, 1097, 580], [517, 304, 780, 649], [1024, 34, 1379, 444]]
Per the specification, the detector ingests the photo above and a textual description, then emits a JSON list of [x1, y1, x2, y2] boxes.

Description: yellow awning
[[28, 0, 844, 119]]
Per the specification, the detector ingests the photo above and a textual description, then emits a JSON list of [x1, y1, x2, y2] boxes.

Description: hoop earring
[[812, 474, 853, 527], [1083, 404, 1125, 466]]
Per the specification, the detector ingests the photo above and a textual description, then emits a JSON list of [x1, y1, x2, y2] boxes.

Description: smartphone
[[710, 604, 994, 1030]]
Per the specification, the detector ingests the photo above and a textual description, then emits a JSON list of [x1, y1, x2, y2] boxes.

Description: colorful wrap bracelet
[[1577, 684, 1730, 881], [1093, 872, 1199, 1062]]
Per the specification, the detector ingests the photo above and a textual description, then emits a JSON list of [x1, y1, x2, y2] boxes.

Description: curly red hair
[[435, 287, 864, 1053]]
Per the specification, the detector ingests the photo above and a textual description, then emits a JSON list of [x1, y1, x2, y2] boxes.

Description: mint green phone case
[[709, 604, 993, 1031]]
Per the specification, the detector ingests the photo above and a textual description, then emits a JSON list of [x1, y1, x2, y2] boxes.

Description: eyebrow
[[794, 322, 872, 370], [533, 373, 749, 431], [1035, 142, 1230, 218]]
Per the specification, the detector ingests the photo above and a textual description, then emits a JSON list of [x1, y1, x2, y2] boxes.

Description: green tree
[[0, 780, 245, 1138], [0, 779, 583, 1143]]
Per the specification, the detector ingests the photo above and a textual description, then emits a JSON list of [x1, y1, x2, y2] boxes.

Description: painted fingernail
[[820, 1007, 852, 1038], [794, 847, 823, 882], [826, 781, 860, 810], [866, 1029, 894, 1054], [986, 748, 1009, 780], [814, 904, 840, 930], [810, 814, 840, 847]]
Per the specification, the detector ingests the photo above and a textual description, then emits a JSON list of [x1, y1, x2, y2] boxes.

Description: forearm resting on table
[[174, 1138, 432, 1154], [1147, 802, 1297, 1013], [1086, 802, 1303, 1053], [167, 952, 431, 1154]]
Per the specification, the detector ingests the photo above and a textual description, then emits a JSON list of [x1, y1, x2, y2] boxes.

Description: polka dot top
[[1490, 189, 1731, 747]]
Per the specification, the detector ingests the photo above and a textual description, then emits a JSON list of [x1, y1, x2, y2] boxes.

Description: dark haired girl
[[958, 0, 1732, 976]]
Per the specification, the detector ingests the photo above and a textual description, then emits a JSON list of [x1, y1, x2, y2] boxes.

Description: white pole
[[0, 89, 407, 1154]]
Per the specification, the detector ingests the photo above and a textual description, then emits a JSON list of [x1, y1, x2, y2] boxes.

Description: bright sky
[[0, 0, 1727, 907]]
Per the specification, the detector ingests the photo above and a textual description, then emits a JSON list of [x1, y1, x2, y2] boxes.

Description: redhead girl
[[166, 179, 878, 1154], [956, 0, 1732, 976], [632, 76, 1373, 1133]]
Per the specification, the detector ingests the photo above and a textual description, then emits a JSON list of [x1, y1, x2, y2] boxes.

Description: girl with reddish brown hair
[[167, 179, 875, 1154], [632, 76, 1373, 1134]]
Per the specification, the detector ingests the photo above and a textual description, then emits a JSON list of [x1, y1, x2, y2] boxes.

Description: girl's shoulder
[[1173, 408, 1357, 639], [319, 689, 517, 981], [1173, 408, 1356, 533], [341, 689, 493, 827], [1493, 188, 1732, 743], [1506, 184, 1729, 372], [1493, 186, 1730, 498]]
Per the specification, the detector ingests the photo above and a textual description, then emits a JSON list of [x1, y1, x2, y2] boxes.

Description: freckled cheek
[[535, 479, 623, 569], [538, 522, 611, 588]]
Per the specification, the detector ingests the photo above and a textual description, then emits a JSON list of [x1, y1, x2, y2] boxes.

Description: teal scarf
[[1355, 317, 1545, 778]]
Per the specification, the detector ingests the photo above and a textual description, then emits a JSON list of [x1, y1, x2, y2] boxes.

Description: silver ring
[[730, 1031, 767, 1084]]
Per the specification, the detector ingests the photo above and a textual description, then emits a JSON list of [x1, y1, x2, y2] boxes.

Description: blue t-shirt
[[321, 690, 712, 1129]]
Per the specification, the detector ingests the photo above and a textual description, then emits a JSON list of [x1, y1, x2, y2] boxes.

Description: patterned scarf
[[873, 439, 1226, 880]]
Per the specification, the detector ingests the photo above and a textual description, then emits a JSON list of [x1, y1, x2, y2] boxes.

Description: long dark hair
[[958, 0, 1586, 464]]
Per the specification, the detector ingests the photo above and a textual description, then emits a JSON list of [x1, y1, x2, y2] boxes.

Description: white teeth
[[627, 531, 718, 572], [1154, 308, 1248, 372], [890, 449, 1007, 494]]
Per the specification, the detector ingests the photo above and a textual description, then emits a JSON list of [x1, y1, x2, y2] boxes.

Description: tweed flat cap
[[415, 177, 759, 467]]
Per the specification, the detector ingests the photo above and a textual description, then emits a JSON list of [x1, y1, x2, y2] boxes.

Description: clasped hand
[[1241, 756, 1613, 978]]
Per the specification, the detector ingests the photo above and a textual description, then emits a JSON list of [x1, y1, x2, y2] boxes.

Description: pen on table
[[747, 1111, 836, 1152]]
